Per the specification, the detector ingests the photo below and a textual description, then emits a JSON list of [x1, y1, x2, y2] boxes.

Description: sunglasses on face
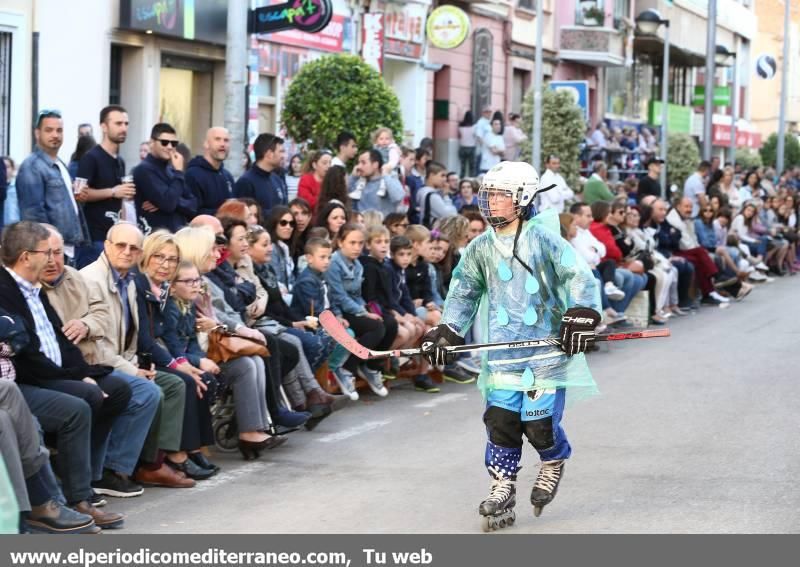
[[110, 241, 142, 253], [279, 219, 296, 227], [155, 139, 179, 148]]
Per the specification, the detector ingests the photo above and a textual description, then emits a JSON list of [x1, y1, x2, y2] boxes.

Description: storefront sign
[[119, 0, 228, 44], [426, 5, 470, 50], [549, 81, 589, 120], [648, 100, 693, 134], [249, 0, 333, 35], [362, 13, 384, 73], [472, 28, 493, 116], [371, 0, 428, 60], [711, 124, 763, 149], [692, 85, 731, 106], [267, 14, 346, 52]]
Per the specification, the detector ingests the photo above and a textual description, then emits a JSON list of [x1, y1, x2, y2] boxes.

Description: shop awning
[[633, 34, 707, 68]]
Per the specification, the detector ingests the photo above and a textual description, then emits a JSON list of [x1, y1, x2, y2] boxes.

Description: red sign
[[268, 14, 346, 52], [362, 12, 384, 72], [711, 124, 763, 149], [370, 0, 427, 60]]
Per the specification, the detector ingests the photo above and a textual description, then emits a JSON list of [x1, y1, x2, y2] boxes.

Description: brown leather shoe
[[307, 388, 335, 407], [72, 500, 125, 529], [134, 463, 196, 488]]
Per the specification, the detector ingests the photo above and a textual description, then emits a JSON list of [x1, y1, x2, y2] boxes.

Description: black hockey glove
[[421, 324, 464, 367], [559, 307, 602, 356]]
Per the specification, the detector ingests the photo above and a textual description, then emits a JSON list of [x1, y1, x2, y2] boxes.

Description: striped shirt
[[5, 268, 62, 367]]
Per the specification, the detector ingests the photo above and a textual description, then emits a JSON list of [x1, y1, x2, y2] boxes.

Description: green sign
[[648, 100, 693, 134], [692, 85, 731, 106]]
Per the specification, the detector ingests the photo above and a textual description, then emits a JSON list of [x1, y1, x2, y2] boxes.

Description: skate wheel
[[507, 511, 516, 526], [481, 516, 492, 532], [533, 505, 543, 517]]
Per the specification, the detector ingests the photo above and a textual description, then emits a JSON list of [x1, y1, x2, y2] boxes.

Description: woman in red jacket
[[297, 150, 332, 214], [589, 201, 622, 263]]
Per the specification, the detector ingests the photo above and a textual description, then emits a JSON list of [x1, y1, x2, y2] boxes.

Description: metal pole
[[225, 0, 249, 179], [531, 0, 544, 172], [730, 49, 738, 168], [703, 0, 717, 160], [660, 22, 670, 196], [777, 0, 790, 173]]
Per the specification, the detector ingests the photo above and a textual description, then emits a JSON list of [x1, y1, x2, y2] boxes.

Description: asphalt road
[[108, 277, 800, 534]]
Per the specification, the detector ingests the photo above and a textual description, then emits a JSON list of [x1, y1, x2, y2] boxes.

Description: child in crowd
[[291, 238, 358, 400], [323, 224, 396, 398], [386, 236, 439, 393], [404, 225, 442, 326], [384, 212, 409, 237], [361, 210, 385, 232], [417, 161, 458, 227], [423, 229, 447, 309], [373, 127, 401, 178]]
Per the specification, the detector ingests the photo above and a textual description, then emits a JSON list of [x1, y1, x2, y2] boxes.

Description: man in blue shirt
[[233, 133, 287, 217]]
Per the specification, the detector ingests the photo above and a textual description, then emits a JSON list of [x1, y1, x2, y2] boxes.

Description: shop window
[[613, 0, 630, 30], [109, 45, 122, 105], [518, 0, 535, 10], [576, 0, 605, 26]]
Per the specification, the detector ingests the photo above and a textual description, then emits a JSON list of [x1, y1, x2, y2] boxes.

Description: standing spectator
[[478, 118, 505, 174], [285, 154, 304, 201], [233, 133, 287, 216], [349, 150, 404, 216], [503, 113, 527, 160], [17, 110, 90, 267], [683, 160, 711, 218], [537, 155, 575, 213], [77, 105, 134, 268], [137, 142, 149, 164], [2, 157, 18, 226], [185, 127, 234, 217], [297, 150, 332, 214], [316, 165, 351, 216], [458, 111, 476, 178], [416, 161, 457, 227], [472, 106, 493, 175], [331, 131, 359, 169], [582, 162, 615, 205], [68, 135, 96, 179], [78, 123, 94, 139], [132, 123, 196, 232], [637, 158, 664, 202]]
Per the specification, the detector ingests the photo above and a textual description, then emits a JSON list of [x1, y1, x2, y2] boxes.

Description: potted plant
[[579, 0, 597, 11], [582, 6, 606, 26]]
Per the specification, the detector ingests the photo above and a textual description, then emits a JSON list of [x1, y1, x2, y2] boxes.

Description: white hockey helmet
[[478, 161, 540, 228]]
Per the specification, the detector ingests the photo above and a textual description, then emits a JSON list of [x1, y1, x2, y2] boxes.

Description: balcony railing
[[559, 26, 626, 67]]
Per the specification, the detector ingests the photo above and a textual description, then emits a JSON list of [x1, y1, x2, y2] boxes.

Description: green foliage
[[520, 88, 586, 188], [666, 132, 700, 191], [759, 133, 800, 169], [281, 54, 403, 150], [735, 148, 762, 170]]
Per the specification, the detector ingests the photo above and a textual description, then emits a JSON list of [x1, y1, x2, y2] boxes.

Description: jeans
[[592, 270, 609, 310], [672, 259, 696, 307], [609, 268, 647, 313], [282, 327, 333, 371], [17, 384, 93, 505], [103, 372, 160, 475], [220, 355, 269, 433]]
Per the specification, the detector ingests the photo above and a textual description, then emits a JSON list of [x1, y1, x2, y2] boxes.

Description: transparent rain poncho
[[441, 208, 602, 401]]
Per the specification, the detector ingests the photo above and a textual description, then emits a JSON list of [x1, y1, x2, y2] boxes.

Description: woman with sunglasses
[[265, 206, 298, 297], [297, 150, 333, 214]]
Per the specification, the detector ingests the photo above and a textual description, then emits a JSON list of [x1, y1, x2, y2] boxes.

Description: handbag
[[206, 326, 270, 363]]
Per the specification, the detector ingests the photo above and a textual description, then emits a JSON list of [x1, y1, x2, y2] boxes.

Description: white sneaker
[[333, 368, 359, 401], [357, 364, 388, 397], [603, 282, 626, 301], [755, 262, 769, 272], [709, 291, 731, 303], [749, 271, 767, 282]]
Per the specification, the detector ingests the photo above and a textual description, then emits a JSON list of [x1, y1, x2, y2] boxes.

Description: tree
[[281, 54, 403, 150], [759, 133, 800, 169], [735, 148, 762, 170], [520, 88, 585, 189], [666, 132, 700, 192]]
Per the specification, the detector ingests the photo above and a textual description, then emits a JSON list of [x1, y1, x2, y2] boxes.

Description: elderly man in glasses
[[16, 109, 91, 269], [132, 123, 198, 232]]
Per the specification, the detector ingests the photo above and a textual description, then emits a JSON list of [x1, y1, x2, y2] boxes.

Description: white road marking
[[316, 419, 393, 443], [413, 393, 468, 409]]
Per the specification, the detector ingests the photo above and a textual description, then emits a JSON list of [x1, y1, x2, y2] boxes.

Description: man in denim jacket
[[17, 111, 90, 267]]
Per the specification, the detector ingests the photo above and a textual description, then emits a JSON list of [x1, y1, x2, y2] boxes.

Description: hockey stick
[[319, 310, 670, 361]]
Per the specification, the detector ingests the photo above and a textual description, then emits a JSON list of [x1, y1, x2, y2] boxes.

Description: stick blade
[[319, 310, 370, 360]]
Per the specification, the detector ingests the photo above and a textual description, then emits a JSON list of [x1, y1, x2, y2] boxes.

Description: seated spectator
[[40, 226, 163, 494], [695, 205, 753, 298], [216, 198, 256, 226], [361, 210, 384, 232], [384, 212, 409, 237], [404, 225, 442, 326], [432, 215, 469, 287], [462, 210, 487, 244], [297, 150, 332, 214], [289, 198, 313, 271], [172, 227, 290, 458], [0, 221, 127, 528], [583, 162, 615, 205], [184, 127, 234, 216], [132, 123, 197, 231], [265, 205, 299, 296], [417, 162, 458, 228], [79, 223, 195, 489], [648, 199, 697, 310], [426, 230, 448, 307], [316, 166, 352, 219], [314, 202, 349, 245], [453, 178, 479, 211]]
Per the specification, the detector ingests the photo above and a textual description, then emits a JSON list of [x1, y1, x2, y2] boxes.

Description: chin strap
[[511, 212, 534, 276]]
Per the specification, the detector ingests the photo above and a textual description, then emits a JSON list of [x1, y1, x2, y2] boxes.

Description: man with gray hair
[[41, 225, 162, 498], [0, 221, 127, 528], [582, 161, 615, 205]]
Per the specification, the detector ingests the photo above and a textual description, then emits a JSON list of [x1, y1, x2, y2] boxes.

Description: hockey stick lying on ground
[[319, 310, 670, 361]]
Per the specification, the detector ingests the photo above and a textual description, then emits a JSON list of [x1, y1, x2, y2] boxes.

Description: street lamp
[[636, 9, 670, 197], [716, 44, 738, 167]]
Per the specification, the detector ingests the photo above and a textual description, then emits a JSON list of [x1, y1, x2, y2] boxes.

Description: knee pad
[[483, 406, 522, 448], [523, 418, 555, 451]]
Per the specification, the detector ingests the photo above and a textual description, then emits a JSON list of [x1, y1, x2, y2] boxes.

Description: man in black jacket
[[133, 123, 197, 231], [0, 221, 127, 528], [185, 127, 234, 216]]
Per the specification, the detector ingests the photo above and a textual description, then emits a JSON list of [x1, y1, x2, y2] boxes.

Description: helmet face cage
[[478, 186, 521, 229]]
